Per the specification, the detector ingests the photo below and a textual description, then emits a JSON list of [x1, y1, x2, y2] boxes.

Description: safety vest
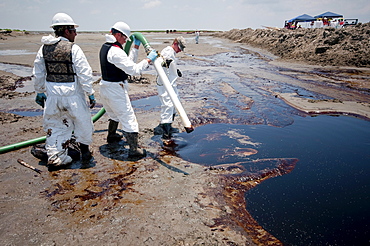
[[99, 42, 128, 82], [42, 40, 76, 82]]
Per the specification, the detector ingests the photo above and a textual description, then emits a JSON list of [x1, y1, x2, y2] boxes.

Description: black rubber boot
[[124, 132, 146, 158], [153, 124, 164, 135], [162, 123, 172, 140], [107, 119, 122, 143], [79, 143, 92, 161], [170, 114, 179, 133]]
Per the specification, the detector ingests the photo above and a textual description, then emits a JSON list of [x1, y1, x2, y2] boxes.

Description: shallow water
[[8, 109, 43, 117], [175, 115, 370, 245], [0, 62, 33, 77], [0, 50, 36, 56], [244, 115, 370, 245], [170, 37, 370, 243], [131, 95, 161, 111]]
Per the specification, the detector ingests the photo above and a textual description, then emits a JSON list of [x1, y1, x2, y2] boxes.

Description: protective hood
[[105, 34, 117, 44], [41, 35, 61, 45]]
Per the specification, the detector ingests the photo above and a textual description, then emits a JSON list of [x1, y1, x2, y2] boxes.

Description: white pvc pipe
[[153, 57, 194, 133]]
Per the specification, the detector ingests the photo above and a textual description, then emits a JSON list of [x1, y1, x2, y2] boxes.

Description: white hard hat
[[50, 13, 79, 28], [176, 36, 186, 51], [111, 21, 131, 41]]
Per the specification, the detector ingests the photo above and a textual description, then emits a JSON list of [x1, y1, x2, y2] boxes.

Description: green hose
[[0, 108, 106, 154], [92, 107, 106, 123], [125, 32, 152, 55], [0, 136, 47, 154], [0, 32, 149, 155]]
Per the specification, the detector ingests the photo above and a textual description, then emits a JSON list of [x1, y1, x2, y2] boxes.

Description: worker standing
[[33, 13, 96, 167], [99, 21, 158, 158], [195, 30, 200, 44], [155, 36, 186, 141]]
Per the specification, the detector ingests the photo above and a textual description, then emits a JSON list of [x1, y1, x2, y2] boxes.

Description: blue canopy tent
[[286, 14, 316, 28], [288, 14, 316, 23], [314, 11, 343, 19], [314, 12, 344, 28]]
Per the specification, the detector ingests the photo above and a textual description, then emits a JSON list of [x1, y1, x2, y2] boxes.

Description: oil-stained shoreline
[[0, 31, 369, 245]]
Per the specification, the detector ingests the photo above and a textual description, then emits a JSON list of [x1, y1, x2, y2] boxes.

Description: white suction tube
[[153, 57, 194, 133]]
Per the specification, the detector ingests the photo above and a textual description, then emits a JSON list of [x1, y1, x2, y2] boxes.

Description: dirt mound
[[216, 22, 370, 68]]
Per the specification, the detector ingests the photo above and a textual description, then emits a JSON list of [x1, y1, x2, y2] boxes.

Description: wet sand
[[0, 31, 369, 245]]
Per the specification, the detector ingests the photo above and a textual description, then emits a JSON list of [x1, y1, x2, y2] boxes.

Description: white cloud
[[143, 0, 161, 9]]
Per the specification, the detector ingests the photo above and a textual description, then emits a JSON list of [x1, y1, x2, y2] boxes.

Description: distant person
[[323, 17, 329, 26], [33, 13, 96, 167], [99, 21, 158, 158], [294, 22, 299, 29], [339, 19, 345, 27], [154, 36, 186, 142], [195, 30, 200, 44]]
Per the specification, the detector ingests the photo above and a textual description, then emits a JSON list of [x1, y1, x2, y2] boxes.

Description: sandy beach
[[0, 29, 369, 245]]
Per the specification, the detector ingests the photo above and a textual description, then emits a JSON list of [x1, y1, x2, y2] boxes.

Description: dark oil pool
[[176, 115, 370, 245]]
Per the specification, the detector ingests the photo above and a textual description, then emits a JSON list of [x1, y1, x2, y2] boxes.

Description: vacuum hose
[[129, 32, 194, 133]]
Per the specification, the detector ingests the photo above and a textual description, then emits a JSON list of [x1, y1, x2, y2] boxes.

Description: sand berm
[[216, 22, 370, 68]]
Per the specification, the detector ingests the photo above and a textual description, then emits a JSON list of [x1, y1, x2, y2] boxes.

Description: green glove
[[35, 93, 47, 108]]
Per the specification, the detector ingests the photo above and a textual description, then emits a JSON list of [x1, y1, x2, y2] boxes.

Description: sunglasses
[[177, 43, 184, 51]]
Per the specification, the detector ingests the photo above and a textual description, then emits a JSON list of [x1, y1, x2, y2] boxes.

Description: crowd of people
[[33, 12, 188, 168], [284, 21, 301, 30], [284, 18, 346, 30]]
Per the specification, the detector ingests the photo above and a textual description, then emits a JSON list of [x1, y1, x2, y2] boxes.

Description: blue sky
[[1, 0, 369, 31]]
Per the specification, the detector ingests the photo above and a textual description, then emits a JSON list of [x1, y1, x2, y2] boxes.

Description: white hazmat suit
[[33, 35, 94, 166], [156, 45, 179, 124], [99, 34, 149, 133]]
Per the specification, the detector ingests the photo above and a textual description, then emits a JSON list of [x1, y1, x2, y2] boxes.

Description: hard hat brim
[[50, 23, 79, 28], [125, 35, 131, 42]]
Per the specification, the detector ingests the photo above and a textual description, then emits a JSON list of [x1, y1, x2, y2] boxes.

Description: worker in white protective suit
[[155, 36, 186, 140], [99, 21, 158, 158], [33, 13, 96, 168], [195, 30, 200, 44]]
